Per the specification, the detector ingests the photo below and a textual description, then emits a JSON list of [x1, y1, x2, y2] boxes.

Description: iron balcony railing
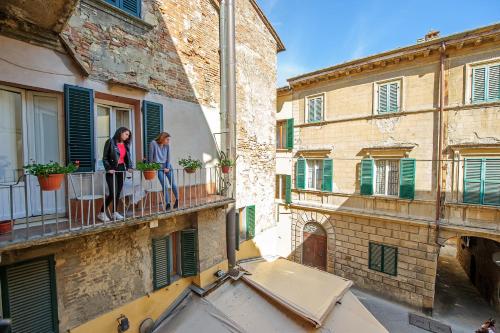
[[0, 167, 232, 246]]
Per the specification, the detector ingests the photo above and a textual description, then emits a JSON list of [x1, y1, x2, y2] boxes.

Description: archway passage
[[302, 222, 327, 271]]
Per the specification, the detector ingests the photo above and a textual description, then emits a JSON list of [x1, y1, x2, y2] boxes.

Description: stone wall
[[457, 237, 500, 313], [289, 208, 439, 310]]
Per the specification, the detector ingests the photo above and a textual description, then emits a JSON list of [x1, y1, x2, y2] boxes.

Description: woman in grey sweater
[[149, 132, 178, 209]]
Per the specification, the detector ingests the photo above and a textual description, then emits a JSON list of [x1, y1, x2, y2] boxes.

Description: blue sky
[[256, 0, 500, 86]]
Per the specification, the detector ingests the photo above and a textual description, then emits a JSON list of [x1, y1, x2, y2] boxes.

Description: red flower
[[75, 160, 80, 165]]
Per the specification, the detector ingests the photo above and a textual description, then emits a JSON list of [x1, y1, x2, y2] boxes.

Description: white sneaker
[[113, 212, 125, 220], [97, 212, 110, 222]]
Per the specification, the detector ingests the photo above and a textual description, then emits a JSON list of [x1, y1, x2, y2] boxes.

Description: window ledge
[[81, 0, 154, 31]]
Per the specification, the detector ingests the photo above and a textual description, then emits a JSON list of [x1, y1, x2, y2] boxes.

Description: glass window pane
[[0, 89, 22, 181], [33, 96, 59, 164], [388, 160, 399, 196], [316, 161, 323, 190], [307, 160, 314, 188], [96, 106, 110, 169], [375, 160, 386, 195], [115, 108, 130, 129]]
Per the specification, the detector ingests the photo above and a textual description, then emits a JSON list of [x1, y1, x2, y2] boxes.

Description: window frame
[[369, 242, 398, 276], [374, 159, 400, 197], [467, 59, 500, 104], [305, 94, 325, 123], [373, 78, 403, 115], [276, 120, 287, 149], [306, 159, 324, 191]]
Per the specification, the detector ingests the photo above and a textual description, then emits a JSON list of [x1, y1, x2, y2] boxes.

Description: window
[[105, 0, 141, 17], [238, 208, 247, 243], [237, 205, 256, 242], [96, 104, 133, 170], [306, 95, 323, 123], [464, 158, 500, 206], [374, 160, 399, 196], [377, 80, 400, 114], [369, 243, 398, 276], [275, 174, 292, 203], [307, 159, 323, 190], [276, 121, 287, 149], [471, 62, 500, 103]]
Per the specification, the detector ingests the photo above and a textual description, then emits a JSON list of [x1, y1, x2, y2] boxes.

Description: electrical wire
[[0, 56, 74, 76]]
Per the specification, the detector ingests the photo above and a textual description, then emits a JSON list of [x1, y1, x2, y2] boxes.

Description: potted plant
[[0, 220, 12, 234], [24, 161, 79, 191], [218, 151, 234, 174], [136, 161, 162, 180], [179, 156, 203, 174]]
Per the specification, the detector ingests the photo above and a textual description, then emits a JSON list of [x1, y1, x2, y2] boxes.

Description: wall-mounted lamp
[[117, 314, 130, 332]]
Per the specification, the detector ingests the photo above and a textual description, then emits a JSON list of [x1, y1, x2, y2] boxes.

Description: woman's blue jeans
[[157, 163, 178, 205]]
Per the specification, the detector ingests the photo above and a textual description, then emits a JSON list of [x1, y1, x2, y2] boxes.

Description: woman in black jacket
[[98, 127, 133, 222]]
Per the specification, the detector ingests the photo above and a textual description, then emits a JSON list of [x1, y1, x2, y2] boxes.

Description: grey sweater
[[148, 140, 170, 164]]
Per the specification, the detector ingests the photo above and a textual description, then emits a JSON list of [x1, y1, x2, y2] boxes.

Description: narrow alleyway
[[433, 244, 499, 333]]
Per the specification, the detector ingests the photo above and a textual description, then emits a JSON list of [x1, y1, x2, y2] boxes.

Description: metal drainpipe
[[435, 42, 446, 243], [222, 0, 237, 269]]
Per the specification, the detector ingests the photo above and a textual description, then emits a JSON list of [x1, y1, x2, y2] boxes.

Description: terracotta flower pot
[[143, 170, 156, 180], [0, 221, 12, 234], [37, 174, 64, 191], [184, 168, 196, 174], [221, 166, 232, 174]]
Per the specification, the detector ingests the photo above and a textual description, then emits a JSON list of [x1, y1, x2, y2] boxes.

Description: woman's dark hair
[[113, 127, 132, 146]]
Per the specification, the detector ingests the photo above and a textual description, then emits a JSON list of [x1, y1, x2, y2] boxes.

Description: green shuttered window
[[369, 243, 398, 276], [152, 237, 171, 289], [296, 158, 306, 190], [105, 0, 141, 17], [399, 158, 416, 200], [321, 159, 333, 192], [472, 63, 500, 103], [286, 118, 294, 149], [1, 257, 59, 333], [181, 229, 198, 277], [378, 81, 400, 114], [360, 158, 374, 195], [285, 175, 292, 204], [143, 101, 163, 160], [65, 84, 94, 172], [464, 158, 500, 206], [246, 205, 255, 240]]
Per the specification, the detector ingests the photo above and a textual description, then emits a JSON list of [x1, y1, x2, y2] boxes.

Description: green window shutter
[[152, 237, 170, 289], [360, 158, 374, 195], [388, 82, 399, 112], [483, 158, 500, 206], [488, 64, 500, 102], [143, 101, 164, 160], [296, 158, 306, 190], [181, 229, 198, 277], [64, 84, 94, 172], [382, 246, 398, 276], [368, 243, 382, 272], [399, 158, 416, 199], [285, 175, 292, 204], [464, 158, 483, 204], [122, 0, 141, 16], [378, 84, 388, 113], [285, 118, 294, 149], [321, 159, 333, 192], [1, 257, 59, 333], [246, 205, 255, 239], [472, 67, 487, 103], [235, 212, 240, 251]]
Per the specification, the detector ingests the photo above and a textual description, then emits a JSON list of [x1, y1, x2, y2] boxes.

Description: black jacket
[[102, 138, 132, 171]]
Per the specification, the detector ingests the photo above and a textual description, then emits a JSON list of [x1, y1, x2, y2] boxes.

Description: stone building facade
[[0, 0, 282, 331], [276, 24, 500, 311]]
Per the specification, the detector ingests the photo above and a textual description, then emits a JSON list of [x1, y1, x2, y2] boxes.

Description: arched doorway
[[302, 222, 327, 271]]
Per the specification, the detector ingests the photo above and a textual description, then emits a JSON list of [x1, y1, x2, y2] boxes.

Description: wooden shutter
[[483, 158, 500, 206], [368, 243, 382, 272], [388, 82, 399, 112], [488, 64, 500, 101], [152, 237, 170, 289], [382, 246, 398, 276], [464, 158, 483, 204], [296, 158, 306, 189], [399, 158, 416, 199], [285, 118, 294, 149], [472, 67, 487, 103], [378, 84, 388, 113], [181, 229, 198, 277], [142, 101, 163, 160], [246, 205, 255, 239], [360, 158, 374, 195], [321, 159, 333, 192], [1, 257, 58, 333], [64, 84, 94, 172], [122, 0, 141, 16], [285, 175, 292, 204]]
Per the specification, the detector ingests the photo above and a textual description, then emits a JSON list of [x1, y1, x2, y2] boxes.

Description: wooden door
[[302, 223, 327, 271]]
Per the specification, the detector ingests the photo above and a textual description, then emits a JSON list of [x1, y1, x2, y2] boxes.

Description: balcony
[[0, 168, 233, 249]]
